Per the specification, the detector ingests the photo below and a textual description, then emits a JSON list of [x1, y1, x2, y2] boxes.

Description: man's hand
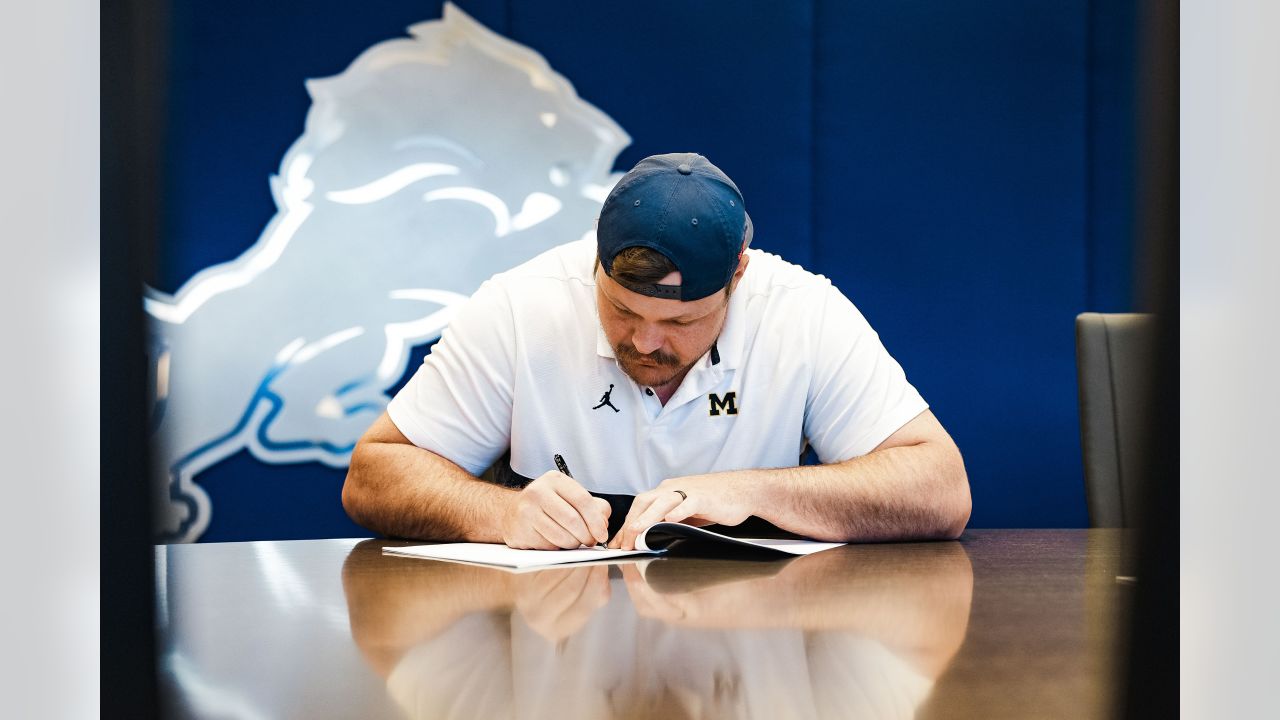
[[608, 474, 758, 550], [501, 471, 612, 549]]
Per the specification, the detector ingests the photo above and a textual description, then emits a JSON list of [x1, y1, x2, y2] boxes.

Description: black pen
[[554, 454, 607, 549], [553, 453, 573, 479]]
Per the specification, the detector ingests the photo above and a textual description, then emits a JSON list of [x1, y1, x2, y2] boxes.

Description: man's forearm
[[343, 441, 516, 542], [729, 441, 970, 542]]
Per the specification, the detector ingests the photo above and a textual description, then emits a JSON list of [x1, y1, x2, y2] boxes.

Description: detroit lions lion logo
[[146, 3, 630, 541]]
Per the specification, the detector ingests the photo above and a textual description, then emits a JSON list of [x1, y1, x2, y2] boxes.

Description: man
[[343, 152, 970, 550]]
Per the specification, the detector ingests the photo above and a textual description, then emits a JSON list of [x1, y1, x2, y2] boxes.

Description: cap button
[[677, 163, 692, 175]]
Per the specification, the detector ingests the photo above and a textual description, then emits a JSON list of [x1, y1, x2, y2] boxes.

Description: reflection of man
[[341, 541, 974, 719], [344, 152, 970, 549]]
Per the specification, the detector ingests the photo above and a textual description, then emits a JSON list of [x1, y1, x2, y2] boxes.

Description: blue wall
[[158, 1, 1137, 540]]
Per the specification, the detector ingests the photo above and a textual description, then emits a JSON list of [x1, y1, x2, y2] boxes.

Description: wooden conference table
[[156, 530, 1129, 719]]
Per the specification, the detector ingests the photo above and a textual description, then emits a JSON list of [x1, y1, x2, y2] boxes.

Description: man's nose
[[631, 323, 665, 355]]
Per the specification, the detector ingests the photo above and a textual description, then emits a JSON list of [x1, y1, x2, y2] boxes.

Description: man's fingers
[[635, 491, 685, 533], [551, 472, 596, 508], [533, 509, 583, 549], [539, 490, 599, 547], [551, 479, 610, 544], [589, 498, 612, 544], [627, 493, 658, 521], [619, 491, 685, 550], [663, 494, 697, 524], [613, 493, 658, 548], [608, 493, 657, 548]]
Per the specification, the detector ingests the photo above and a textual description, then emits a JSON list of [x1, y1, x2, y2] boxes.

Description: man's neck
[[652, 367, 692, 405]]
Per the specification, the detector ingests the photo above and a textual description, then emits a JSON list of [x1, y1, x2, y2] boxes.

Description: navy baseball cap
[[597, 152, 752, 301]]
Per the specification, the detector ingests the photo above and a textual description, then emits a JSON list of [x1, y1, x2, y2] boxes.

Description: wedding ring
[[673, 489, 687, 501]]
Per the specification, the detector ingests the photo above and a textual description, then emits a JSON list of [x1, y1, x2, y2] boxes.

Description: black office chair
[[1075, 312, 1156, 528]]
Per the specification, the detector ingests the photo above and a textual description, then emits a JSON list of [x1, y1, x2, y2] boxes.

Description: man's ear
[[728, 251, 750, 293]]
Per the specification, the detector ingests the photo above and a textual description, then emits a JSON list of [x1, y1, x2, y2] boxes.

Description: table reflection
[[342, 541, 973, 719]]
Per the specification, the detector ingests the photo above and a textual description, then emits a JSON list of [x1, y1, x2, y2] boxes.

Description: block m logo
[[708, 391, 739, 416]]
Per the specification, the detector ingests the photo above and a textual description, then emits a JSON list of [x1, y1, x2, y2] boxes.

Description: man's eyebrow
[[600, 287, 634, 313], [599, 277, 718, 322]]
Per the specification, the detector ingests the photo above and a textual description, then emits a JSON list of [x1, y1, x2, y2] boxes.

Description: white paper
[[383, 526, 845, 571], [728, 538, 846, 555], [383, 543, 656, 569]]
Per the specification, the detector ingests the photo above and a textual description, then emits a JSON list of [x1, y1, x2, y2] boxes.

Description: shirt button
[[645, 388, 654, 396]]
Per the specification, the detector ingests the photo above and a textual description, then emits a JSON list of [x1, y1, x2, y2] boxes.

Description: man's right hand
[[501, 471, 611, 549]]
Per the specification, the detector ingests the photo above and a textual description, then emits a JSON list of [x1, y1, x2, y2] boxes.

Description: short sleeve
[[386, 280, 515, 476], [802, 285, 929, 462]]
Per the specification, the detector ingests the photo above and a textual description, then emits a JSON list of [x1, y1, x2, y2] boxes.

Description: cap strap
[[618, 281, 682, 300]]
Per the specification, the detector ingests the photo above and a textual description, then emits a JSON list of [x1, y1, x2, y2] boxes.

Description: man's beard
[[613, 341, 706, 388]]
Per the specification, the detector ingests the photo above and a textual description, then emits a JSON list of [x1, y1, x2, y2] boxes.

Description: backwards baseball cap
[[597, 152, 752, 301]]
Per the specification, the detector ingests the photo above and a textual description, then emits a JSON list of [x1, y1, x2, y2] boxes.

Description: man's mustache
[[616, 343, 679, 367]]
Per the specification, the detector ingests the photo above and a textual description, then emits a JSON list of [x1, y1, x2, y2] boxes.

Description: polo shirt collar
[[596, 321, 616, 359], [711, 282, 747, 371]]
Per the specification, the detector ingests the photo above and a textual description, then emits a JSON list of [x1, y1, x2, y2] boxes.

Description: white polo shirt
[[387, 238, 927, 495]]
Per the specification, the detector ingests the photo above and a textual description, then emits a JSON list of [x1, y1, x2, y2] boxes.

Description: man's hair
[[598, 246, 736, 297], [606, 246, 678, 286]]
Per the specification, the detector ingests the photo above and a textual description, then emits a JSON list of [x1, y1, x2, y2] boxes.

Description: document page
[[635, 523, 846, 556], [383, 525, 845, 570], [383, 543, 655, 569]]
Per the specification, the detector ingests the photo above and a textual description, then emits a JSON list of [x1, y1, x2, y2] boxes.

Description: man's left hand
[[607, 473, 757, 550]]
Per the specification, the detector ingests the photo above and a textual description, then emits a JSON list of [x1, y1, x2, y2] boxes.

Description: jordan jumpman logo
[[592, 383, 620, 412]]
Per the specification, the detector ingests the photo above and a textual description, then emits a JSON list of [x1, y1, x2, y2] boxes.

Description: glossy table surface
[[156, 529, 1129, 719]]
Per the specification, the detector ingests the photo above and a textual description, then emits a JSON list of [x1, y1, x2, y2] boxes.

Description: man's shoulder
[[739, 248, 835, 303], [489, 237, 596, 290], [475, 239, 597, 336]]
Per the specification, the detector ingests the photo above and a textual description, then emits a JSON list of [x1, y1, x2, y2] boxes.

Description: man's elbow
[[342, 441, 375, 528], [938, 450, 971, 540], [341, 474, 363, 527]]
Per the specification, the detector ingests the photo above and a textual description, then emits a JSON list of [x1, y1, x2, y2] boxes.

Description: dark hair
[[604, 246, 677, 286], [597, 245, 737, 299]]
